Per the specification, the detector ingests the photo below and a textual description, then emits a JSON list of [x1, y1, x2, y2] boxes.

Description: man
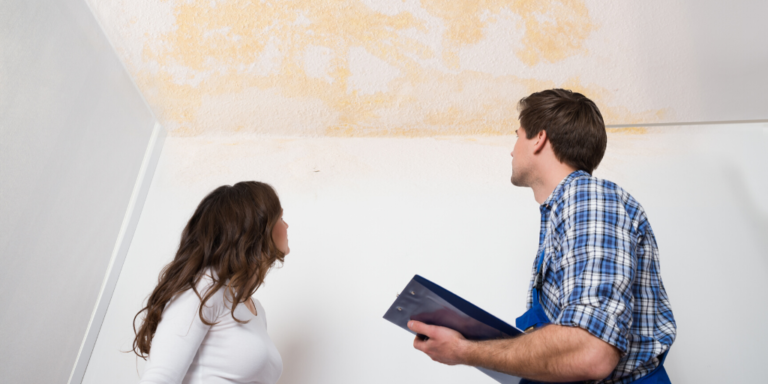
[[408, 89, 676, 383]]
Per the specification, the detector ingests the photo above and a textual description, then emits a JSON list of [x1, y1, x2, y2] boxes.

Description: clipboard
[[383, 275, 523, 384]]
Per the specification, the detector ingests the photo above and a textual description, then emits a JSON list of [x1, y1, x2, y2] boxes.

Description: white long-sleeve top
[[139, 275, 283, 384]]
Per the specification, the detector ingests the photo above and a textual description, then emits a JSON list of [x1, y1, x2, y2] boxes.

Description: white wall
[[84, 124, 768, 383], [0, 0, 159, 382], [620, 125, 768, 383]]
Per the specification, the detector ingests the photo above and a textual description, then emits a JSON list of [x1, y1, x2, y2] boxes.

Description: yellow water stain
[[420, 0, 594, 67], [607, 127, 648, 135], [134, 0, 644, 138], [136, 70, 204, 136], [322, 75, 667, 138], [142, 0, 432, 133], [325, 124, 509, 137], [513, 0, 594, 66], [418, 0, 486, 69], [517, 77, 557, 94], [323, 70, 525, 137], [159, 0, 270, 71]]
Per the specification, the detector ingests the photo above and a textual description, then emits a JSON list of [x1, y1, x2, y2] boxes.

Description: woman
[[133, 181, 288, 384]]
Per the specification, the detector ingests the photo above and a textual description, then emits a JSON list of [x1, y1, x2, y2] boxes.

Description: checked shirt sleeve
[[553, 182, 635, 354]]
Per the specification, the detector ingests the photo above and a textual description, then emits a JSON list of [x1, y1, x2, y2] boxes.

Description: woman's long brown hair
[[132, 181, 285, 359]]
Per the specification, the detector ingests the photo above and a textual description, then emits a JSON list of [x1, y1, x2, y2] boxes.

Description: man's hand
[[407, 320, 473, 366]]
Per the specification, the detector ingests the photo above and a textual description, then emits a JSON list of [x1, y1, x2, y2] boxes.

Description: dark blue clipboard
[[383, 275, 523, 384]]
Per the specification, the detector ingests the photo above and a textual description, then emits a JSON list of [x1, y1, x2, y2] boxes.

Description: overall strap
[[516, 251, 552, 332], [534, 251, 546, 296]]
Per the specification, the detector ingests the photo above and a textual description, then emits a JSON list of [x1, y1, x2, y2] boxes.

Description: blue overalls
[[514, 251, 671, 384]]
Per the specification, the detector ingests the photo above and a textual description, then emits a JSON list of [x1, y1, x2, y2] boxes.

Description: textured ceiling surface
[[85, 0, 767, 136]]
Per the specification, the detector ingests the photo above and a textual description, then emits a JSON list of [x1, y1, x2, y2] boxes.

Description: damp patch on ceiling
[[90, 0, 671, 136]]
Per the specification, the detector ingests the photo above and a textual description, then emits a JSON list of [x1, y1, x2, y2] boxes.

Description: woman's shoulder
[[198, 271, 228, 315], [166, 271, 227, 319]]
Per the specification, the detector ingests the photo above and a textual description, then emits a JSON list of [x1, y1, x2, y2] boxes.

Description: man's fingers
[[413, 335, 427, 351], [409, 321, 432, 351], [407, 320, 433, 336], [407, 320, 467, 367]]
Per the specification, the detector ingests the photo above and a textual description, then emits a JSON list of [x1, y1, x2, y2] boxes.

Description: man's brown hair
[[518, 89, 606, 174]]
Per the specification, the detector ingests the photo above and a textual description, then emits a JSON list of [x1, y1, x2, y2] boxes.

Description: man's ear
[[533, 130, 547, 154]]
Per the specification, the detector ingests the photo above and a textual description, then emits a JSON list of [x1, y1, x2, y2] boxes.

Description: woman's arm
[[139, 288, 218, 383]]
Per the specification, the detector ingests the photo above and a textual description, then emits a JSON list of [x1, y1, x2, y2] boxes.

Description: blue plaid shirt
[[526, 171, 676, 383]]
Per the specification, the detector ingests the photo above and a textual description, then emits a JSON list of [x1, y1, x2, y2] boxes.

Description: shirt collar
[[541, 170, 590, 209]]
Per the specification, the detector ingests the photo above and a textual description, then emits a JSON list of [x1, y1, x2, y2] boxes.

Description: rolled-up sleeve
[[553, 185, 635, 354]]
